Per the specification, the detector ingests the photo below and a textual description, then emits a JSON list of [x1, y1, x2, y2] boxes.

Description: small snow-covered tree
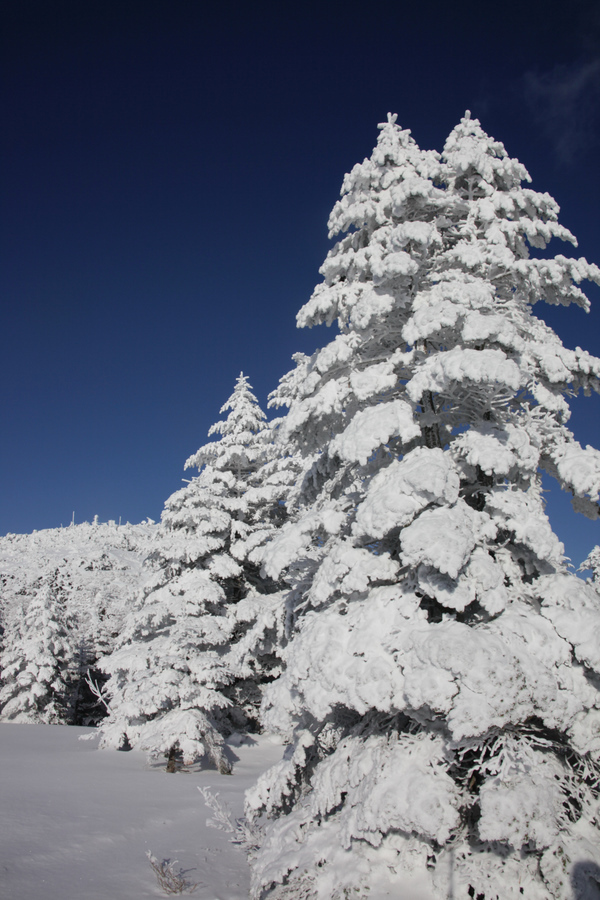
[[99, 374, 288, 772], [0, 574, 73, 723], [246, 115, 600, 899], [582, 546, 600, 584]]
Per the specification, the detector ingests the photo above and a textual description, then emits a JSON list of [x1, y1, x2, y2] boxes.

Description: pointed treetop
[[377, 111, 398, 130], [328, 110, 442, 242], [184, 373, 267, 474], [440, 114, 597, 309], [443, 113, 531, 191], [296, 116, 444, 332], [214, 373, 266, 436]]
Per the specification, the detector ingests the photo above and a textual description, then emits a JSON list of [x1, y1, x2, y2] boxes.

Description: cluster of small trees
[[0, 520, 156, 725], [2, 112, 600, 899]]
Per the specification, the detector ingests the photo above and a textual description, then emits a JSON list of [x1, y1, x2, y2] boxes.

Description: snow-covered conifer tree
[[582, 546, 600, 585], [0, 575, 73, 723], [246, 115, 600, 899], [99, 375, 288, 772]]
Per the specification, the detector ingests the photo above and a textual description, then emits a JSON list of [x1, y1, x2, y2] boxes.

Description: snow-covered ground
[[0, 723, 284, 900]]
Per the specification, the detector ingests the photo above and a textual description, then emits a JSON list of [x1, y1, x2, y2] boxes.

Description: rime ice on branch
[[247, 114, 600, 900], [582, 545, 600, 584]]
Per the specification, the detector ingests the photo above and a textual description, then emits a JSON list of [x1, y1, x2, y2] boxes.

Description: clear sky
[[2, 0, 599, 569]]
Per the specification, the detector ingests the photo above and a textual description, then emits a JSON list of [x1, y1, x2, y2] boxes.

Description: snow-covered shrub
[[98, 375, 291, 771], [246, 114, 600, 899]]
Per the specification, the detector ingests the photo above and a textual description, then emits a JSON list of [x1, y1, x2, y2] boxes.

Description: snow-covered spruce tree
[[98, 374, 288, 772], [245, 115, 600, 899], [0, 573, 74, 723]]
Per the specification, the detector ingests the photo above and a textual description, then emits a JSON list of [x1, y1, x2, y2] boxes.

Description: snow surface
[[0, 723, 285, 900]]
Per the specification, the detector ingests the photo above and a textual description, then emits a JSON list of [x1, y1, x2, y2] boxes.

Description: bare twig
[[198, 786, 262, 851], [84, 670, 112, 713], [146, 850, 200, 895]]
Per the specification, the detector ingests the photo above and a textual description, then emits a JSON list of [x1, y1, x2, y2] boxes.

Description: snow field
[[0, 724, 284, 900]]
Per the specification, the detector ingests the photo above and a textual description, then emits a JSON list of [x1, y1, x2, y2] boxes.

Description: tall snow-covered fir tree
[[98, 374, 289, 772], [245, 115, 600, 899]]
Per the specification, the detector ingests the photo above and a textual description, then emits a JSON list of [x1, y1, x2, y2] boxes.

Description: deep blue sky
[[2, 0, 599, 568]]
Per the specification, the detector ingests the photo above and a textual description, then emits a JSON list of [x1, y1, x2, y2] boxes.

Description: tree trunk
[[166, 746, 178, 773]]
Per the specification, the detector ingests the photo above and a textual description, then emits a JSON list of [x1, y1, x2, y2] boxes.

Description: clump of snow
[[354, 447, 459, 540]]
